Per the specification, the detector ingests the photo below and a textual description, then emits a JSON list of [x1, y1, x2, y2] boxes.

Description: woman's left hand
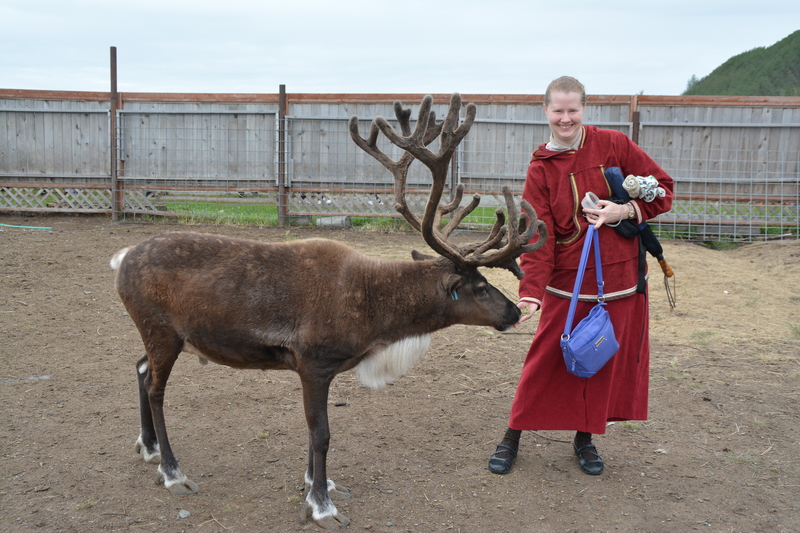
[[584, 200, 627, 228]]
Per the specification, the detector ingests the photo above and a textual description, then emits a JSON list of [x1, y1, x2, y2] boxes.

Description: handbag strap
[[562, 225, 605, 337]]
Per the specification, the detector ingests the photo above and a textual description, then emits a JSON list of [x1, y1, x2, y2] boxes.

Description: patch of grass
[[165, 202, 280, 226], [789, 322, 800, 339], [745, 297, 761, 307], [349, 216, 412, 231], [460, 205, 508, 226], [163, 203, 418, 232], [704, 240, 739, 251], [74, 500, 97, 510], [619, 421, 641, 431], [762, 225, 799, 236], [751, 417, 772, 427], [691, 331, 716, 345], [665, 356, 688, 381], [723, 452, 757, 466]]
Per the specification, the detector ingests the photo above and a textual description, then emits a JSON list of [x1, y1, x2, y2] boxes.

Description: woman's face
[[544, 91, 584, 147]]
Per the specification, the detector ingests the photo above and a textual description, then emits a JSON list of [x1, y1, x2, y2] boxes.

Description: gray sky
[[1, 0, 797, 96]]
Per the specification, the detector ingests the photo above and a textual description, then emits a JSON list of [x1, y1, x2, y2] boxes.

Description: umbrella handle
[[658, 258, 674, 278]]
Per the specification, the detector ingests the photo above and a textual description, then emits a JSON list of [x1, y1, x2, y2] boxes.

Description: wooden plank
[[638, 95, 800, 107], [0, 89, 109, 100], [3, 89, 797, 108], [2, 111, 18, 173], [121, 92, 280, 104]]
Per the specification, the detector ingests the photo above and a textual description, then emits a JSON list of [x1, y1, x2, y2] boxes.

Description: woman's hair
[[544, 76, 586, 107]]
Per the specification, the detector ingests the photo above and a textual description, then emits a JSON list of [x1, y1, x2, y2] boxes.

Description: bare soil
[[2, 214, 799, 533]]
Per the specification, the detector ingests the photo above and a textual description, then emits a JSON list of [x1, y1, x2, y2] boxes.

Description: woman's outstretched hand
[[514, 301, 540, 327]]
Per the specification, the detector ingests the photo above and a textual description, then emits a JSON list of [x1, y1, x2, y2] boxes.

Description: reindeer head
[[348, 93, 548, 280]]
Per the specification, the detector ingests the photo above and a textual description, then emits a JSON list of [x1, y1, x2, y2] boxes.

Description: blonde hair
[[544, 76, 586, 107]]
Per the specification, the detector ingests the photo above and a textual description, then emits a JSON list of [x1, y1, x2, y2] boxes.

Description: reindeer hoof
[[299, 503, 350, 530], [157, 466, 200, 495], [134, 435, 160, 463], [329, 483, 351, 500], [165, 477, 200, 495]]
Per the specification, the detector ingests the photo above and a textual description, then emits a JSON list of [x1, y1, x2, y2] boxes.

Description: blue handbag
[[560, 225, 620, 378]]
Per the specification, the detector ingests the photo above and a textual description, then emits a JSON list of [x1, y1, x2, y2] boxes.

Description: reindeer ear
[[444, 274, 463, 299], [411, 250, 435, 262]]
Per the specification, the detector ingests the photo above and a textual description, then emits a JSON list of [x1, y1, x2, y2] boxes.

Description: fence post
[[278, 84, 287, 227], [110, 46, 121, 221], [630, 94, 640, 145]]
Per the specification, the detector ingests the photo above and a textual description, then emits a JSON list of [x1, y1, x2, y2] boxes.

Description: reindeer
[[110, 93, 547, 530]]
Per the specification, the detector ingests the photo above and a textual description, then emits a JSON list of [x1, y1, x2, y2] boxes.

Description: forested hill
[[683, 30, 800, 96]]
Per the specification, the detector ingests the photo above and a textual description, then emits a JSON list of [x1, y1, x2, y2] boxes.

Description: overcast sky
[[1, 0, 797, 96]]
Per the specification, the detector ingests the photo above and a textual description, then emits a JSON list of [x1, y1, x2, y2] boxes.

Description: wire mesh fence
[[645, 146, 799, 239], [113, 109, 280, 223]]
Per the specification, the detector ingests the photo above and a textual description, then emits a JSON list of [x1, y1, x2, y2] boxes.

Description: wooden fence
[[1, 88, 798, 241]]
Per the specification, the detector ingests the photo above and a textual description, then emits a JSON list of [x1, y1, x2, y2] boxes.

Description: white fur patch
[[135, 433, 160, 463], [305, 491, 338, 521], [304, 471, 339, 494], [158, 464, 189, 488], [109, 247, 130, 270], [355, 335, 431, 389], [137, 360, 149, 375]]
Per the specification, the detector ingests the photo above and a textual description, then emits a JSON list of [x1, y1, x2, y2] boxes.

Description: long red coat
[[508, 125, 674, 434]]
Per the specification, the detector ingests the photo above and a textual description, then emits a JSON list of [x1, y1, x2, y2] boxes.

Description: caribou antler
[[349, 93, 547, 279], [348, 100, 442, 232]]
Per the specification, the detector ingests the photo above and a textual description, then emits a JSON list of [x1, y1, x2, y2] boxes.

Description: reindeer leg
[[304, 439, 350, 501], [138, 337, 200, 495], [298, 375, 350, 530], [134, 355, 160, 463]]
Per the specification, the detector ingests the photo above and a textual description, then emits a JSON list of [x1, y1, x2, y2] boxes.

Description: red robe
[[509, 125, 674, 434]]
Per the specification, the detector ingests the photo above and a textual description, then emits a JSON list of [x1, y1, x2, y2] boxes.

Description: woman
[[488, 76, 673, 476]]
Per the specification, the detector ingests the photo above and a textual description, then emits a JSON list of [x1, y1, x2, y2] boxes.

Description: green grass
[[745, 296, 761, 307], [704, 239, 739, 251], [461, 205, 507, 225], [351, 205, 510, 230], [349, 216, 412, 231], [160, 201, 513, 230], [750, 416, 772, 427], [165, 201, 280, 225], [164, 200, 409, 228], [665, 356, 689, 381], [691, 331, 716, 345], [723, 452, 757, 466]]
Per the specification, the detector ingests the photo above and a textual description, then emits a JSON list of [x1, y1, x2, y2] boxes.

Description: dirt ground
[[1, 213, 799, 533]]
